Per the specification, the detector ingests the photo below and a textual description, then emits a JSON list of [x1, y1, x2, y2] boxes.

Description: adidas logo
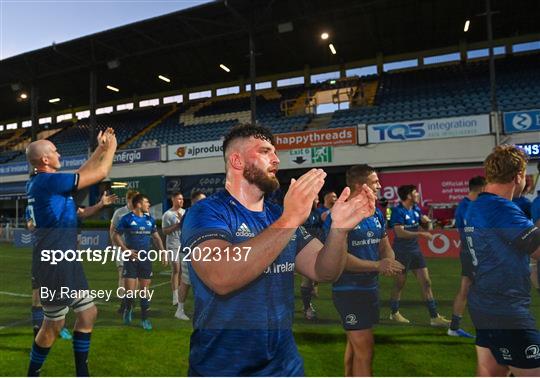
[[236, 222, 255, 237], [130, 221, 138, 226]]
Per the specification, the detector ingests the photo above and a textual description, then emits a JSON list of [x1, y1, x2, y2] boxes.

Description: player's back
[[465, 193, 534, 328]]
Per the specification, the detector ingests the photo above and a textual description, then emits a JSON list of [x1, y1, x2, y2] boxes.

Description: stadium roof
[[1, 0, 539, 122]]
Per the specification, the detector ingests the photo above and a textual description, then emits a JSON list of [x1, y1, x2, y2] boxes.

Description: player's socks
[[28, 341, 50, 376], [450, 314, 462, 331], [390, 299, 400, 314], [300, 286, 312, 311], [141, 298, 150, 320], [31, 306, 44, 337], [426, 299, 438, 318], [72, 331, 91, 377], [172, 291, 179, 306]]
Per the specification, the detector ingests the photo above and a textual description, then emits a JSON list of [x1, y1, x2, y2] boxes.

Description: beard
[[243, 163, 279, 194]]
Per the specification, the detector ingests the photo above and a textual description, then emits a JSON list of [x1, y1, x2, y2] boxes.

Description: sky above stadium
[[0, 0, 212, 60]]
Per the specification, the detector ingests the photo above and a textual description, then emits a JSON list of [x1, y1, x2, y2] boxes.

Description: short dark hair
[[346, 164, 376, 187], [222, 124, 275, 157], [170, 191, 183, 199], [397, 184, 417, 201], [131, 193, 149, 207], [190, 190, 205, 201], [468, 176, 486, 192]]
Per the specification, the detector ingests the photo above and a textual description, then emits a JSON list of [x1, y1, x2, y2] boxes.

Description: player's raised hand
[[101, 128, 117, 151], [282, 169, 326, 228], [330, 184, 376, 231], [99, 191, 118, 206]]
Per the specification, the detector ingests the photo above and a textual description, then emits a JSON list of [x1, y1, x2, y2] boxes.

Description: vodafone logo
[[428, 234, 450, 255]]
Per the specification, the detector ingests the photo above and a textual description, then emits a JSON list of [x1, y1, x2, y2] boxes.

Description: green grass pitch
[[1, 242, 539, 376]]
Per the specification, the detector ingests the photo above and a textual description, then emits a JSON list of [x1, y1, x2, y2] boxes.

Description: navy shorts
[[476, 328, 540, 369], [460, 250, 474, 279], [332, 290, 379, 330], [122, 260, 153, 279], [394, 248, 426, 271]]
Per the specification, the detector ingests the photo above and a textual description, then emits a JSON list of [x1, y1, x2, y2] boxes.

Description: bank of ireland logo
[[345, 314, 358, 325], [512, 113, 532, 131], [21, 232, 34, 245], [428, 234, 450, 255], [525, 345, 540, 360]]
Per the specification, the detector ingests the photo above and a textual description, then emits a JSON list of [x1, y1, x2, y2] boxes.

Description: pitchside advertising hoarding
[[167, 127, 359, 160], [379, 167, 485, 206], [0, 147, 160, 176], [367, 114, 490, 143], [388, 230, 460, 258], [168, 140, 223, 160], [504, 109, 540, 133]]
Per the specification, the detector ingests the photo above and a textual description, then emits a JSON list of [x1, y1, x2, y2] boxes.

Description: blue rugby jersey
[[389, 203, 422, 253], [465, 192, 540, 329], [180, 190, 313, 376], [116, 212, 157, 254], [324, 208, 387, 291], [26, 172, 85, 304]]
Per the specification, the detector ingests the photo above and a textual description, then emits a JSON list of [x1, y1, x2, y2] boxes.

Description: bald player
[[26, 129, 117, 377]]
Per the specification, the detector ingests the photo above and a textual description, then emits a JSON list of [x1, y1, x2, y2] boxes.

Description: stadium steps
[[306, 114, 333, 130], [0, 129, 25, 148], [281, 92, 310, 116], [260, 89, 282, 100], [363, 80, 379, 106], [185, 110, 250, 126], [119, 106, 179, 149], [180, 100, 213, 124]]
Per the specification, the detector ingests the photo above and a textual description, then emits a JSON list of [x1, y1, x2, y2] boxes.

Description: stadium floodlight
[[329, 43, 337, 55], [20, 93, 28, 100], [321, 32, 329, 40], [49, 98, 60, 103], [220, 64, 231, 72], [464, 20, 470, 32], [106, 85, 120, 92], [158, 75, 171, 83]]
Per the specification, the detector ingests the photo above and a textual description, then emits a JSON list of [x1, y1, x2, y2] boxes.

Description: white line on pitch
[[0, 291, 32, 298]]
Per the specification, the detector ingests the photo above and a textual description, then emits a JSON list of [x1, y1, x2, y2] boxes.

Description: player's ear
[[229, 151, 243, 171]]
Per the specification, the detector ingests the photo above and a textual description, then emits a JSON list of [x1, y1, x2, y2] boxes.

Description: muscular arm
[[190, 217, 298, 295], [76, 128, 117, 189]]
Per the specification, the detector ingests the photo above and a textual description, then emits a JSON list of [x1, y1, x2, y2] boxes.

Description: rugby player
[[465, 145, 540, 376], [180, 124, 375, 376], [448, 176, 486, 338], [324, 165, 403, 376], [388, 185, 450, 327], [162, 192, 187, 319], [113, 193, 167, 330], [26, 128, 117, 376]]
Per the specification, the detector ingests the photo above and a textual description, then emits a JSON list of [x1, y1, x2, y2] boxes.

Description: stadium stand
[[328, 53, 540, 128], [2, 52, 539, 161]]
